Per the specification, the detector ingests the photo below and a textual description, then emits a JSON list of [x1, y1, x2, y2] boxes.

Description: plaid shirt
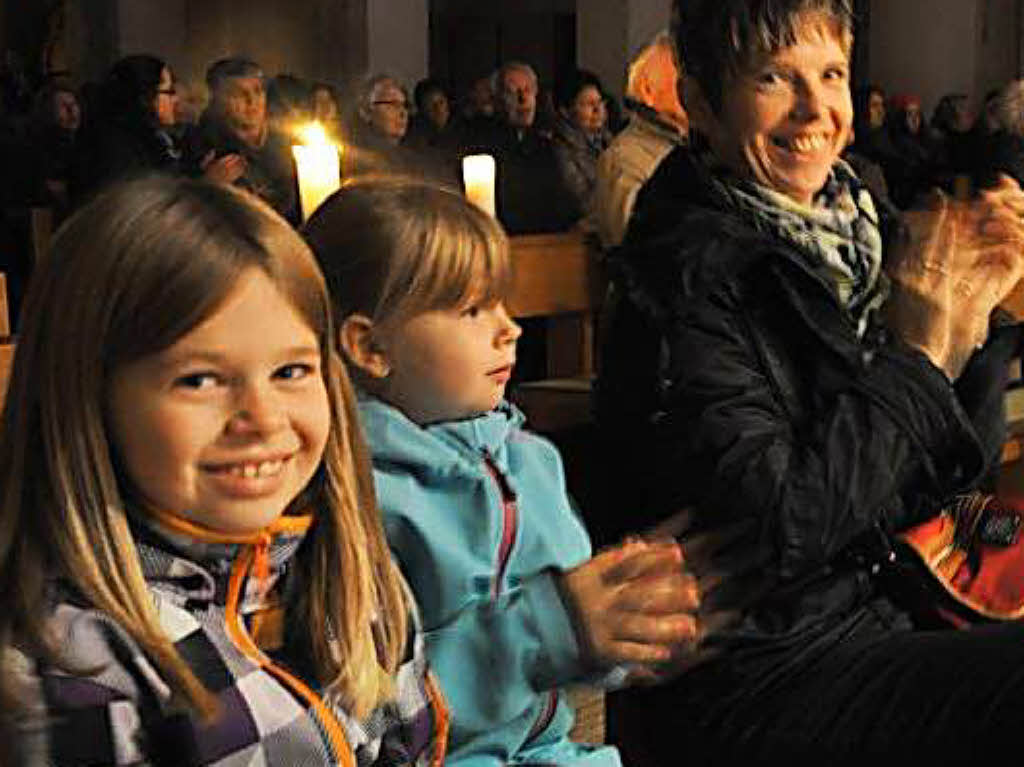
[[13, 515, 447, 766]]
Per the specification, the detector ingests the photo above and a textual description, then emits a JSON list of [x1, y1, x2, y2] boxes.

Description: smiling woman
[[597, 0, 1024, 763]]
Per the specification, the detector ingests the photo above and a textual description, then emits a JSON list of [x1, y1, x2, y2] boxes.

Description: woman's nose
[[793, 80, 825, 120]]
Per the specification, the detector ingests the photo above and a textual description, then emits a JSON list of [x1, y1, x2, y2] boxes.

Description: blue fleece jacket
[[358, 397, 622, 767]]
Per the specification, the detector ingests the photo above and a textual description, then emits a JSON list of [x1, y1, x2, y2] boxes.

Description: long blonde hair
[[0, 176, 407, 726]]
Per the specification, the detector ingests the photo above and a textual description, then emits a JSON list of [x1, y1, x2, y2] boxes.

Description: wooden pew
[[0, 272, 9, 338], [506, 232, 605, 433], [504, 234, 608, 744], [0, 272, 13, 405], [0, 341, 12, 408], [30, 206, 54, 265]]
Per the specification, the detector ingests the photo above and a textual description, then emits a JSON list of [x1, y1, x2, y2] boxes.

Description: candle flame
[[296, 121, 333, 149]]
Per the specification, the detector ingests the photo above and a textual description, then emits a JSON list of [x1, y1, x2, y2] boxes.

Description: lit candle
[[292, 122, 341, 222], [462, 154, 496, 216]]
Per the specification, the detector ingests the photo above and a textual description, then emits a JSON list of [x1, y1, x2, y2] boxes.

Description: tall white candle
[[462, 154, 496, 216], [292, 122, 341, 222]]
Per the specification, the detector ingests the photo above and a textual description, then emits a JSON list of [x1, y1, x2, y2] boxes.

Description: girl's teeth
[[224, 460, 284, 478]]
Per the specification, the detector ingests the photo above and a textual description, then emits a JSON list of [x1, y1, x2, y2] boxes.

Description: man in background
[[592, 33, 688, 249], [185, 57, 298, 224]]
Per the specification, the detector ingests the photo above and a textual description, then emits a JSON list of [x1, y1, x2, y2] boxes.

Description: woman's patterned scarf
[[702, 151, 888, 337]]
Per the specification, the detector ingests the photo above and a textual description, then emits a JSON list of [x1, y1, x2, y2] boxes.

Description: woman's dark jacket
[[71, 114, 180, 203], [595, 146, 1019, 666]]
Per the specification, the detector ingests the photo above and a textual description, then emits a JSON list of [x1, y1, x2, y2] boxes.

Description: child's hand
[[559, 540, 699, 669]]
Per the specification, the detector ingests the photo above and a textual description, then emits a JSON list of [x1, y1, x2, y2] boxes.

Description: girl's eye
[[461, 305, 481, 319], [174, 372, 220, 390], [274, 363, 316, 381]]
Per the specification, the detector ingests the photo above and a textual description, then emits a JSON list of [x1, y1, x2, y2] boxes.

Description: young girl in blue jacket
[[0, 176, 448, 765], [304, 178, 698, 766]]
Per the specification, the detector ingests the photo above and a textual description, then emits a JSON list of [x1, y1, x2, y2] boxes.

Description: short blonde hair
[[0, 176, 408, 728], [304, 176, 513, 334]]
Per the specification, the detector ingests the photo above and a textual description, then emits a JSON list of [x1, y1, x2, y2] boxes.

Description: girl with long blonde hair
[[0, 175, 447, 765]]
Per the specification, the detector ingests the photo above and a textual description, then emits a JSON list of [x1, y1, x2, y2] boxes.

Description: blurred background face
[[468, 77, 494, 117], [153, 66, 177, 127], [312, 87, 339, 123], [423, 89, 450, 130], [216, 75, 267, 144], [904, 101, 922, 133], [366, 79, 409, 142], [570, 84, 606, 136], [500, 67, 537, 129], [54, 89, 80, 132], [868, 91, 885, 129], [951, 96, 973, 132]]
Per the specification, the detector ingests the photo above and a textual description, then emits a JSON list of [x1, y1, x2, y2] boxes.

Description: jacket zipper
[[482, 451, 556, 742], [525, 690, 559, 743], [482, 451, 518, 600], [225, 546, 356, 767]]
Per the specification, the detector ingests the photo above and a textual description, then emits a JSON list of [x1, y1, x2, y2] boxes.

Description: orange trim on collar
[[144, 506, 314, 545]]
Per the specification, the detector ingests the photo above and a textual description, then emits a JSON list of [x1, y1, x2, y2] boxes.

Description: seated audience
[[347, 73, 456, 186], [461, 61, 581, 234], [71, 54, 182, 201], [183, 57, 299, 224], [25, 82, 80, 213], [598, 0, 1024, 763], [266, 73, 312, 138], [404, 77, 456, 152], [551, 69, 613, 219], [845, 84, 900, 234], [885, 92, 934, 208], [975, 79, 1024, 190], [304, 177, 699, 767], [310, 80, 343, 140], [929, 91, 975, 191], [592, 33, 689, 249]]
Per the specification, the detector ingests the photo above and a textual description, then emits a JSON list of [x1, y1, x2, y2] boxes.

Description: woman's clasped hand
[[887, 174, 1024, 379]]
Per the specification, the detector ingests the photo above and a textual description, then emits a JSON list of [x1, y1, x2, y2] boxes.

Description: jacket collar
[[617, 145, 874, 365], [357, 395, 523, 480], [622, 98, 688, 142], [131, 506, 313, 611]]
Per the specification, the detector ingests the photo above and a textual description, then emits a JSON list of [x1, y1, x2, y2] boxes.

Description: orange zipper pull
[[253, 531, 271, 584]]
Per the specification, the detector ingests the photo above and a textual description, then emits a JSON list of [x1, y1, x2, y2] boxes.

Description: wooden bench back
[[507, 232, 605, 380], [0, 272, 12, 407], [0, 341, 13, 409], [0, 272, 9, 338]]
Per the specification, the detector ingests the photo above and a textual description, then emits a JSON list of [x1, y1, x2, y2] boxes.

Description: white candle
[[292, 122, 341, 222], [462, 154, 496, 216]]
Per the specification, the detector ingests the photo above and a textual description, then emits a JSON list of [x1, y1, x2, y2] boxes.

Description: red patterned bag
[[898, 493, 1024, 625]]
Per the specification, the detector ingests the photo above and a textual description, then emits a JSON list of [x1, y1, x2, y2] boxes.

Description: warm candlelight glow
[[292, 122, 341, 222], [462, 154, 496, 216]]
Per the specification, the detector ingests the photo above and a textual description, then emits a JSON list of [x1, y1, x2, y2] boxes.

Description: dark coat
[[459, 120, 581, 234], [71, 116, 180, 203], [596, 145, 1018, 658], [183, 113, 299, 225]]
